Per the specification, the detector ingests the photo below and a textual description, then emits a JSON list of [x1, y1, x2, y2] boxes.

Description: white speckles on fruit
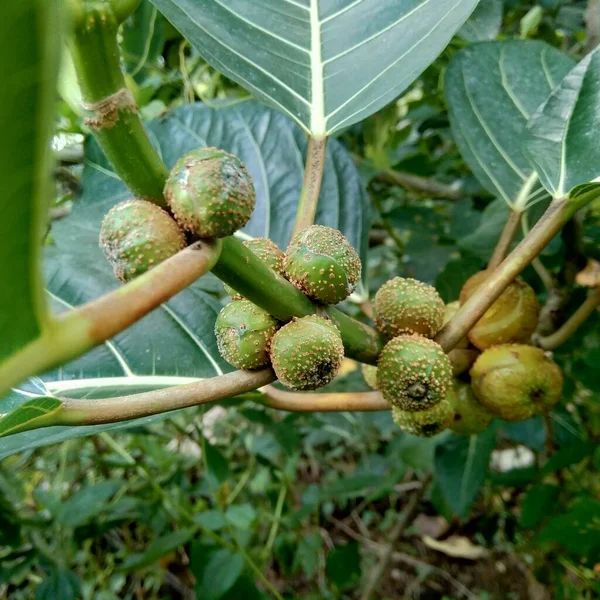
[[99, 199, 186, 282], [270, 315, 344, 390], [392, 396, 455, 437], [284, 225, 361, 305], [225, 238, 285, 299], [362, 364, 378, 390], [215, 300, 279, 370], [165, 147, 255, 238], [374, 277, 445, 339], [377, 334, 452, 411]]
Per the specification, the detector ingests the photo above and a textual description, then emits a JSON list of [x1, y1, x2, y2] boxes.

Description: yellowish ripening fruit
[[215, 300, 279, 370], [470, 344, 563, 422], [284, 225, 361, 304], [100, 199, 186, 282], [165, 147, 255, 238], [449, 381, 494, 435], [270, 315, 344, 390], [460, 271, 540, 350], [377, 334, 452, 412], [374, 277, 445, 339], [225, 238, 285, 299], [361, 364, 378, 390], [392, 394, 455, 438]]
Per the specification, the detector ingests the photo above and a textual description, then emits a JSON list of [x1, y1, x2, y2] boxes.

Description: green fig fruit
[[284, 225, 361, 304], [100, 199, 186, 282], [377, 334, 452, 412], [361, 364, 378, 390], [165, 147, 255, 238], [449, 381, 494, 435], [392, 395, 455, 437], [470, 344, 563, 422], [374, 277, 445, 339], [270, 315, 344, 390], [460, 271, 540, 350], [225, 238, 285, 299], [215, 300, 279, 370]]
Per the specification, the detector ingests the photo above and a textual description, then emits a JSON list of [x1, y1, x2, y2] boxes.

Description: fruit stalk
[[68, 0, 169, 205], [261, 386, 389, 411], [488, 208, 522, 270], [292, 135, 328, 237], [436, 197, 589, 352], [0, 241, 221, 397], [59, 368, 275, 426], [0, 371, 394, 437], [537, 288, 600, 350]]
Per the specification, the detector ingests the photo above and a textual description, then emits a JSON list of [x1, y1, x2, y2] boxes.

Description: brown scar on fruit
[[83, 88, 138, 130]]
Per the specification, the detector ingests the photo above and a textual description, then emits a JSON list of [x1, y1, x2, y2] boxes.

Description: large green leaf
[[434, 426, 497, 517], [0, 0, 60, 363], [523, 46, 600, 198], [446, 41, 574, 208], [458, 0, 503, 42], [0, 100, 368, 458], [122, 0, 165, 81], [148, 0, 480, 136]]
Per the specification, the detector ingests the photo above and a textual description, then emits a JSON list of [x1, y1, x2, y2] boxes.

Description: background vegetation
[[2, 0, 600, 598]]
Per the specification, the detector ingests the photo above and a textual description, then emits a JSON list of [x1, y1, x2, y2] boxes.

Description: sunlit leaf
[[149, 0, 480, 135]]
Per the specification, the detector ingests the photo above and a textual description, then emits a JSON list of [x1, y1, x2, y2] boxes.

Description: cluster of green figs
[[99, 148, 564, 438]]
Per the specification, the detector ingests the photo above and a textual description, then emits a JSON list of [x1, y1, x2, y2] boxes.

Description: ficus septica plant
[[1, 0, 600, 535]]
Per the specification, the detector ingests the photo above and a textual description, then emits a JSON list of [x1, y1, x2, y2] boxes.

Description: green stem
[[436, 197, 588, 352], [0, 241, 221, 398], [292, 135, 328, 238], [68, 1, 169, 205], [537, 289, 600, 350], [212, 237, 384, 363]]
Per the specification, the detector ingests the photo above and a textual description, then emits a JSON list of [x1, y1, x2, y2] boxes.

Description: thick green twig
[[212, 237, 385, 364], [0, 241, 221, 398], [68, 0, 169, 204]]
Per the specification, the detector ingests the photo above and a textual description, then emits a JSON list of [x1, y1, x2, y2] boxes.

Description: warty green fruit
[[449, 381, 494, 435], [215, 300, 279, 370], [392, 395, 455, 438], [374, 277, 445, 339], [377, 334, 452, 412], [225, 238, 285, 299], [165, 147, 255, 238], [361, 364, 378, 390], [284, 225, 361, 304], [460, 271, 540, 350], [470, 344, 563, 422], [99, 199, 186, 282], [270, 315, 344, 390]]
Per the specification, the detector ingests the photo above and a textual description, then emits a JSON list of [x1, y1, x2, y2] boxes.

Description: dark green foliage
[[6, 2, 599, 599]]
